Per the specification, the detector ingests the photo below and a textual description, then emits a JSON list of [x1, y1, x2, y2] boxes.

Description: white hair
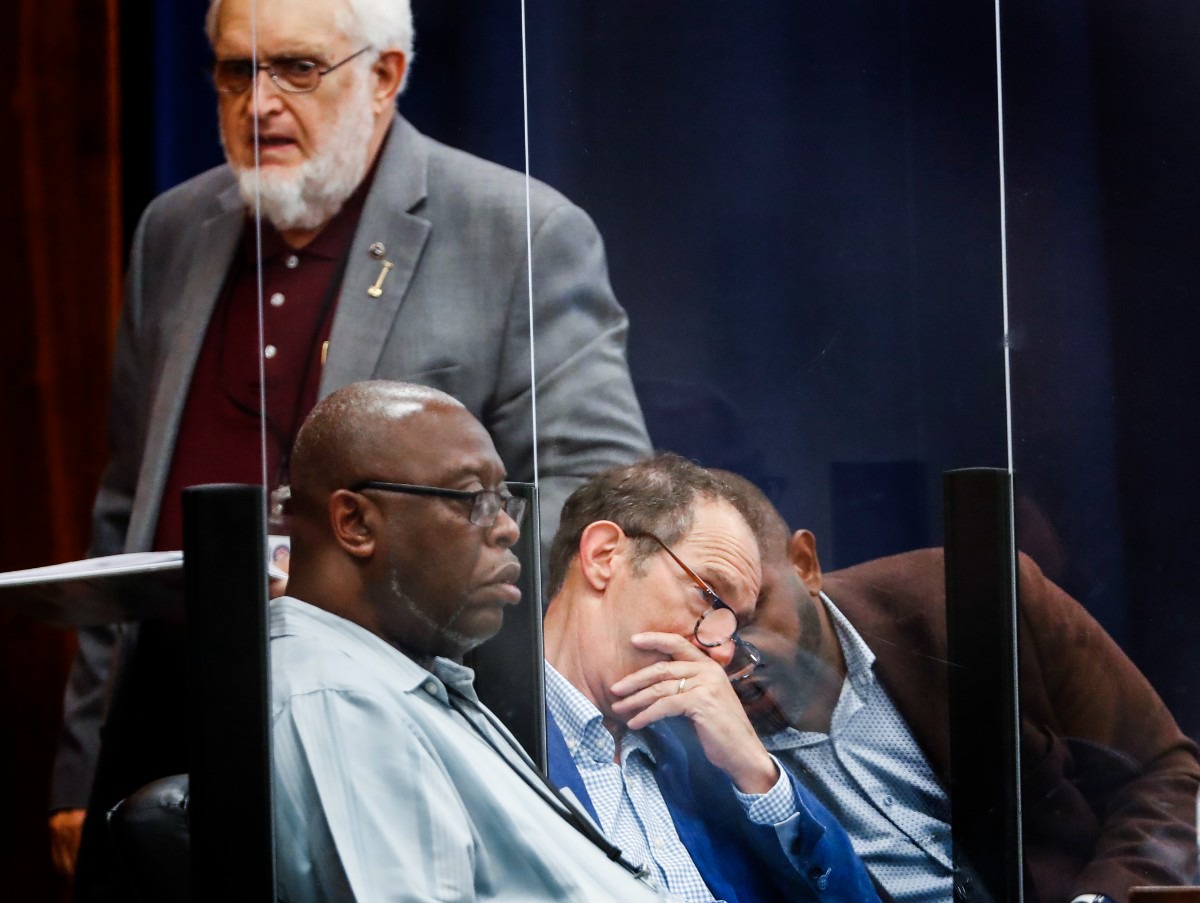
[[206, 0, 416, 91]]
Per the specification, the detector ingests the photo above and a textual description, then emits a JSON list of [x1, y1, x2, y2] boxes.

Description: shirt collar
[[271, 595, 476, 703], [819, 590, 876, 690], [431, 657, 480, 704], [761, 591, 877, 753], [544, 663, 656, 766]]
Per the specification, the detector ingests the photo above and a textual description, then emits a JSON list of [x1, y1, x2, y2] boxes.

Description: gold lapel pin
[[367, 260, 394, 298]]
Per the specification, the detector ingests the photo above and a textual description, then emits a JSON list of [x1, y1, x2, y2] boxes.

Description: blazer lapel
[[545, 711, 601, 825], [645, 721, 761, 903], [126, 187, 244, 550], [321, 115, 432, 395]]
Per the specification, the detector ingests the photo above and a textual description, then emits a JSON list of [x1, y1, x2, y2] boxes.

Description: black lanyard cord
[[443, 686, 650, 881]]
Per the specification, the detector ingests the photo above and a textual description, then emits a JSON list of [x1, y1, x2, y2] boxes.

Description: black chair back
[[107, 774, 191, 903]]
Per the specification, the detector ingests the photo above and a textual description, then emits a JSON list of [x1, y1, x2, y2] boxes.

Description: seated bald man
[[272, 381, 661, 902], [719, 471, 1200, 903], [542, 454, 882, 903]]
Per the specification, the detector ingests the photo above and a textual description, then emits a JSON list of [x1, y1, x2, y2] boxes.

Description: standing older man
[[52, 0, 649, 891], [720, 472, 1200, 903], [542, 455, 882, 903], [270, 381, 659, 902]]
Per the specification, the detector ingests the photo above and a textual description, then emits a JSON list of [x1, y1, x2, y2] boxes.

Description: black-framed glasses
[[625, 530, 763, 682], [212, 46, 373, 95], [351, 480, 527, 529]]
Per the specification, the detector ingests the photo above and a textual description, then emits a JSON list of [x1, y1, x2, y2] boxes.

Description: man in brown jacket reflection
[[724, 473, 1199, 903]]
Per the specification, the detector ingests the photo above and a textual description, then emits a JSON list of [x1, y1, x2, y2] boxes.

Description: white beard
[[228, 77, 376, 232]]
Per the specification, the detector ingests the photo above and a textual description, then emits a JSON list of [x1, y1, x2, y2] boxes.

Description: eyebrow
[[701, 568, 758, 618], [437, 465, 509, 488], [694, 565, 734, 598], [216, 44, 328, 61]]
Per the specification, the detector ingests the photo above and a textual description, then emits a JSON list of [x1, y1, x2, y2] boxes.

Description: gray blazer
[[52, 114, 649, 808]]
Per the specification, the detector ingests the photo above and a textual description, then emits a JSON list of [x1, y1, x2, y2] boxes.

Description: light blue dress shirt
[[270, 597, 663, 902], [763, 592, 954, 903]]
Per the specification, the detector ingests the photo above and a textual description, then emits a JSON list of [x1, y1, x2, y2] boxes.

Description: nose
[[487, 508, 520, 549], [250, 68, 284, 116], [695, 634, 736, 669]]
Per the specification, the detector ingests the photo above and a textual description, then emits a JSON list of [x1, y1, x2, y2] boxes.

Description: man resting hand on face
[[542, 454, 883, 903]]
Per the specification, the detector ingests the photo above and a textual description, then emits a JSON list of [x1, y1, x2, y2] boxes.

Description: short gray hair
[[546, 454, 748, 599], [206, 0, 416, 89]]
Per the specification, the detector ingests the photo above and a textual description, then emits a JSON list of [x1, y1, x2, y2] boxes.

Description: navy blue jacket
[[547, 712, 880, 902]]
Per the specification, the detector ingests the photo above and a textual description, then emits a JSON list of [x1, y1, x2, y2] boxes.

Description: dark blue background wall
[[126, 0, 1199, 736]]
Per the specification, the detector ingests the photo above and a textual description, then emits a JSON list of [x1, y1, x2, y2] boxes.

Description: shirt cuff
[[732, 754, 798, 825]]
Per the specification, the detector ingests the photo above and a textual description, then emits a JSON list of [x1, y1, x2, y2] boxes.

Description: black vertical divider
[[466, 482, 546, 771], [943, 467, 1023, 903], [183, 484, 275, 899]]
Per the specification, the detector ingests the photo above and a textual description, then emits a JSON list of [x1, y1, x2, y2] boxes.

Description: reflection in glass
[[526, 1, 1196, 901], [1003, 1, 1200, 897]]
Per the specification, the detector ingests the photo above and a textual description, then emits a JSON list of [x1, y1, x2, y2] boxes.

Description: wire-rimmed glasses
[[350, 480, 527, 529], [213, 46, 373, 95], [625, 530, 763, 682]]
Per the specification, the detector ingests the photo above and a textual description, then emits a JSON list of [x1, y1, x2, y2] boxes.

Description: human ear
[[788, 529, 823, 596], [329, 490, 377, 559], [576, 521, 624, 592], [370, 50, 406, 112]]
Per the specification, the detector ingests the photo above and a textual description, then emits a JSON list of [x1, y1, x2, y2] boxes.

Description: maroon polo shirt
[[152, 184, 371, 551]]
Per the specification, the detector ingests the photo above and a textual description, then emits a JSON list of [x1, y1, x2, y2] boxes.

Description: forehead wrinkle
[[215, 39, 331, 59], [433, 447, 508, 486], [215, 0, 351, 58], [679, 535, 760, 615], [266, 43, 336, 61], [674, 502, 762, 617]]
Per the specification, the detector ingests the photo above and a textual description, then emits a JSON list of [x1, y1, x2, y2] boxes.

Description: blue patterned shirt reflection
[[763, 594, 953, 903]]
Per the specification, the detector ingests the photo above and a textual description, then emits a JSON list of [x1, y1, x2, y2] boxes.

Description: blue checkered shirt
[[545, 663, 798, 903], [763, 593, 953, 902]]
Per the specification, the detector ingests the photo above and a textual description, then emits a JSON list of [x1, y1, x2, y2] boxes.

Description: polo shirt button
[[884, 795, 894, 806], [270, 292, 285, 307], [264, 344, 277, 359], [285, 254, 299, 269], [423, 682, 438, 696]]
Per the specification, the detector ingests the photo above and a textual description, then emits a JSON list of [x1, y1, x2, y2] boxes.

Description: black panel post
[[466, 482, 546, 771], [943, 467, 1022, 903], [182, 484, 275, 900]]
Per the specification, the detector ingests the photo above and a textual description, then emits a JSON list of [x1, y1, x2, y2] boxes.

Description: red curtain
[[0, 1, 122, 899]]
